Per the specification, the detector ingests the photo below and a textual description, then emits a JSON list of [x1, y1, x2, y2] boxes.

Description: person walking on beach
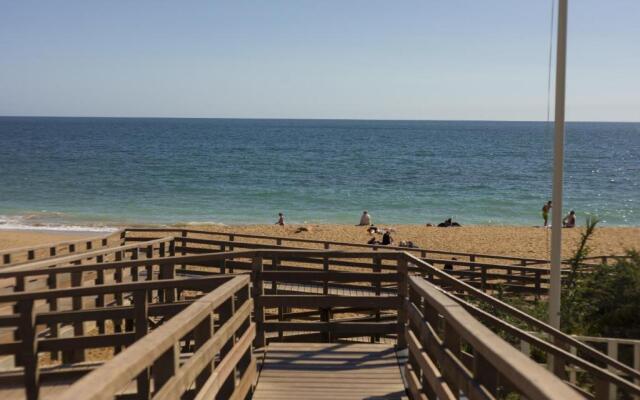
[[275, 213, 285, 226], [542, 201, 552, 227], [358, 211, 371, 226], [563, 210, 576, 228]]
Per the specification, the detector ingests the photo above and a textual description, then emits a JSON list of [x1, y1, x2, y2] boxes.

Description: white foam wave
[[0, 214, 119, 233]]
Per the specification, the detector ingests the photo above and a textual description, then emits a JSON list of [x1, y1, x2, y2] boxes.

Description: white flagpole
[[549, 0, 568, 329]]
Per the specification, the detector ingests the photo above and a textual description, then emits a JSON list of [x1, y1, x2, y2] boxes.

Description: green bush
[[569, 250, 640, 338]]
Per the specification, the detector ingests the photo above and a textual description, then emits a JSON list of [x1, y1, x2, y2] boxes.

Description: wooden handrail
[[0, 235, 174, 274], [437, 287, 640, 398], [56, 275, 252, 400], [0, 230, 124, 267], [0, 275, 233, 303], [406, 275, 582, 400], [404, 252, 640, 386]]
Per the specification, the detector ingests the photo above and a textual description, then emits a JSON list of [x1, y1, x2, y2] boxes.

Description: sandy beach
[[0, 225, 638, 260], [0, 230, 98, 251]]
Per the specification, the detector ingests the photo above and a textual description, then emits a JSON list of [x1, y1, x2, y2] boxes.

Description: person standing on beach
[[358, 211, 371, 226], [275, 213, 285, 226], [542, 201, 552, 227]]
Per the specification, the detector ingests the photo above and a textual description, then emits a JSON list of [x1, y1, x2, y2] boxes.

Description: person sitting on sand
[[563, 210, 576, 228], [438, 218, 452, 227], [367, 225, 379, 234], [381, 230, 393, 245], [437, 218, 461, 227], [542, 201, 552, 227], [275, 213, 285, 226], [358, 211, 372, 226]]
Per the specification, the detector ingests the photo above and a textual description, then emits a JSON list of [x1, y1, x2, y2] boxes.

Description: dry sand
[[1, 225, 637, 260], [185, 224, 639, 259], [0, 230, 94, 251]]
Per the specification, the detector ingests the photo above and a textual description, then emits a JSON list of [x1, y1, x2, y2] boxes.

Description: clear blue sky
[[0, 1, 638, 121]]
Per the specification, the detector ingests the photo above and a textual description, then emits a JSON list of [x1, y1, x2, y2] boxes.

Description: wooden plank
[[256, 295, 399, 309], [253, 343, 406, 400]]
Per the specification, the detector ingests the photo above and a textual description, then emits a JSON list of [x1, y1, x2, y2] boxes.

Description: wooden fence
[[127, 229, 552, 296], [404, 253, 640, 399], [0, 246, 637, 399], [57, 275, 253, 400], [0, 230, 124, 267], [124, 227, 552, 266], [405, 275, 582, 399], [0, 275, 237, 400]]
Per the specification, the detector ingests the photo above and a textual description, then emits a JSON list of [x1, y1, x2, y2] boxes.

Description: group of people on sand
[[541, 201, 576, 228], [358, 211, 417, 248]]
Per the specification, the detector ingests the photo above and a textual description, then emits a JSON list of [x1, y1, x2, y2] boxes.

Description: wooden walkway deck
[[253, 343, 407, 400]]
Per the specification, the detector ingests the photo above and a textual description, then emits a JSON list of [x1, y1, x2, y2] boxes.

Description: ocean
[[0, 117, 638, 230]]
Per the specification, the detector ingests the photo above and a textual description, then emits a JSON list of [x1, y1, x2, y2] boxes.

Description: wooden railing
[[0, 236, 175, 296], [57, 275, 254, 400], [0, 237, 176, 370], [127, 228, 552, 296], [0, 275, 236, 400], [124, 227, 552, 266], [0, 230, 124, 267], [249, 250, 407, 347], [517, 334, 640, 400], [405, 253, 640, 399], [0, 245, 636, 399], [405, 275, 582, 399]]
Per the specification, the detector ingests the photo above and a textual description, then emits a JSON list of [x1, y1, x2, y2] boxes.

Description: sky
[[0, 1, 638, 121]]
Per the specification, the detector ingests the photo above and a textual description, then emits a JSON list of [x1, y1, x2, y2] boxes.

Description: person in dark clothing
[[438, 218, 452, 227], [381, 231, 393, 245], [438, 218, 461, 227]]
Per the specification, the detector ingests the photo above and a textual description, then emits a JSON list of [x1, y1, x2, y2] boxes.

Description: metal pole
[[549, 0, 568, 330]]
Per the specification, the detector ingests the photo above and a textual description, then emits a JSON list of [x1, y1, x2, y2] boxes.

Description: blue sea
[[0, 117, 638, 230]]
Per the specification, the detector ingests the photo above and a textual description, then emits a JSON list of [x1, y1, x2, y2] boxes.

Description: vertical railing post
[[113, 251, 124, 352], [134, 290, 150, 399], [229, 234, 235, 251], [131, 248, 140, 281], [273, 256, 283, 340], [252, 256, 265, 349], [145, 245, 154, 302], [219, 292, 238, 398], [607, 341, 618, 400], [13, 275, 25, 366], [19, 299, 39, 400], [321, 244, 330, 342], [372, 254, 382, 343], [47, 271, 59, 361], [397, 256, 408, 349], [65, 264, 85, 363], [181, 230, 187, 271], [95, 255, 105, 334]]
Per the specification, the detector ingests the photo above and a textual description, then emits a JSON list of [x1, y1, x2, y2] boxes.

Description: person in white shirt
[[358, 211, 371, 226]]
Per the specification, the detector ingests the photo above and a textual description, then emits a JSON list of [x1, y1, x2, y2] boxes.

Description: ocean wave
[[0, 214, 119, 233]]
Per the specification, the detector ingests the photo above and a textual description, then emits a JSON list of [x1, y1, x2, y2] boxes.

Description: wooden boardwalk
[[253, 343, 407, 400]]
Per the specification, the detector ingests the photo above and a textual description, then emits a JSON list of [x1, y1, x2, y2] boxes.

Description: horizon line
[[1, 115, 639, 124]]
